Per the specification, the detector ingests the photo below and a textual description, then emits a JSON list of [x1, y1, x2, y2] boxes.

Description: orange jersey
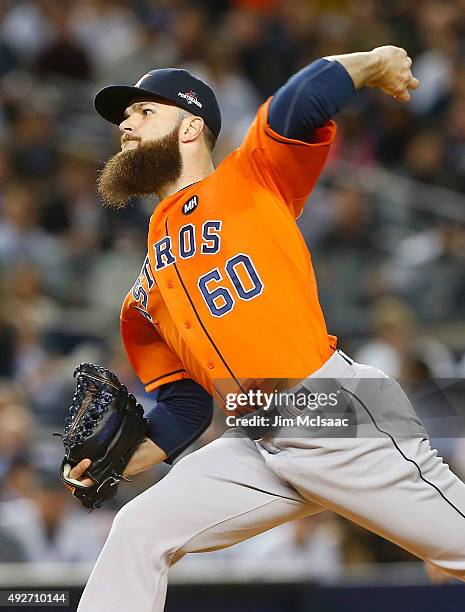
[[121, 99, 337, 401]]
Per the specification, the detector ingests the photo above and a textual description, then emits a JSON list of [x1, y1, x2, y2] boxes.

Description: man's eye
[[143, 108, 155, 115]]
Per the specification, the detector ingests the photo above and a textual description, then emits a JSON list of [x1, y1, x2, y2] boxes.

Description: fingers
[[78, 477, 94, 487], [404, 53, 419, 89], [392, 74, 420, 103], [395, 51, 419, 98], [391, 55, 420, 103], [408, 75, 420, 90], [68, 458, 93, 487], [394, 91, 411, 103], [374, 47, 420, 102], [69, 458, 91, 479]]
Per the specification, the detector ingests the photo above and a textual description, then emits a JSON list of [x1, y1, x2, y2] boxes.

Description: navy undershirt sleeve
[[268, 58, 355, 141], [144, 379, 213, 464]]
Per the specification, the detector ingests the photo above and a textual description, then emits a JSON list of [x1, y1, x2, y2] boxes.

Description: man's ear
[[180, 116, 204, 144]]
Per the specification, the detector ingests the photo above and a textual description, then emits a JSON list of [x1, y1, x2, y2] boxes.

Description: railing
[[324, 160, 465, 222], [0, 563, 462, 612], [0, 561, 440, 587]]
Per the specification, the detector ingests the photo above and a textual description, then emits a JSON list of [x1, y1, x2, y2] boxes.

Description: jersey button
[[166, 280, 174, 289], [184, 321, 191, 329], [207, 360, 215, 369]]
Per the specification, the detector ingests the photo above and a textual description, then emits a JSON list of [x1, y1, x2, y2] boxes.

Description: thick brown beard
[[97, 126, 183, 209]]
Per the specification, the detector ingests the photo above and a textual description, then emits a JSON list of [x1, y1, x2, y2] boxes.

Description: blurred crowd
[[1, 0, 465, 578]]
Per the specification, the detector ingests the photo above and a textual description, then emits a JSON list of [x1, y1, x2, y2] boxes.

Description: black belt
[[237, 405, 282, 441], [237, 352, 355, 441]]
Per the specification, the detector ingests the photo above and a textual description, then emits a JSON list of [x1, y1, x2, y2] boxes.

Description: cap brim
[[94, 85, 174, 125]]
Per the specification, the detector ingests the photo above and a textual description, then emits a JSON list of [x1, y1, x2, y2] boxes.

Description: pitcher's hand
[[367, 45, 420, 102], [68, 459, 93, 487]]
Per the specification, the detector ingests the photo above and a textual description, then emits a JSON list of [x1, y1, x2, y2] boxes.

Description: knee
[[110, 495, 159, 541], [108, 496, 175, 563], [104, 502, 142, 554], [110, 499, 140, 535]]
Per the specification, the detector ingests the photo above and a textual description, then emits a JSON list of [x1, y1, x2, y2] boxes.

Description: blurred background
[[0, 0, 465, 610]]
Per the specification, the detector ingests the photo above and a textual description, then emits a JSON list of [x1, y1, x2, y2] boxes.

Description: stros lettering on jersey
[[120, 99, 337, 399]]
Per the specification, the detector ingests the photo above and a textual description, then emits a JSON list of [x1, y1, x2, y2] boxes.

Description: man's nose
[[119, 117, 134, 134]]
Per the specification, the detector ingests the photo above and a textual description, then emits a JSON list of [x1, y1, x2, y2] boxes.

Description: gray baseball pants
[[78, 351, 465, 612]]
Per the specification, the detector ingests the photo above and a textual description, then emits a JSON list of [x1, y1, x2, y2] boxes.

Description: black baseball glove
[[59, 363, 148, 510]]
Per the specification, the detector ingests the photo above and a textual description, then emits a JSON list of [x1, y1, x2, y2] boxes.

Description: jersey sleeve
[[237, 98, 337, 218], [120, 292, 186, 393]]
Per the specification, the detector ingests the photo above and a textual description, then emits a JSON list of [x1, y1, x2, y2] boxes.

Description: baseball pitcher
[[61, 46, 465, 611]]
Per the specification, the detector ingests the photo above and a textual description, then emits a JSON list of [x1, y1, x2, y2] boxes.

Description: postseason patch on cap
[[178, 90, 202, 108], [183, 195, 198, 215]]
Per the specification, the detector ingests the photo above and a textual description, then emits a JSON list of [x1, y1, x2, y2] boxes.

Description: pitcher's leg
[[265, 433, 465, 580], [78, 435, 321, 612], [259, 354, 465, 580]]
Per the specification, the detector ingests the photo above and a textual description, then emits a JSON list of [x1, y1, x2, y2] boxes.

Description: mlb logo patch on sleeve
[[183, 195, 199, 215]]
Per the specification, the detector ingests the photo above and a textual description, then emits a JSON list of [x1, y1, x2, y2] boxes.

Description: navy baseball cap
[[94, 68, 222, 139]]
